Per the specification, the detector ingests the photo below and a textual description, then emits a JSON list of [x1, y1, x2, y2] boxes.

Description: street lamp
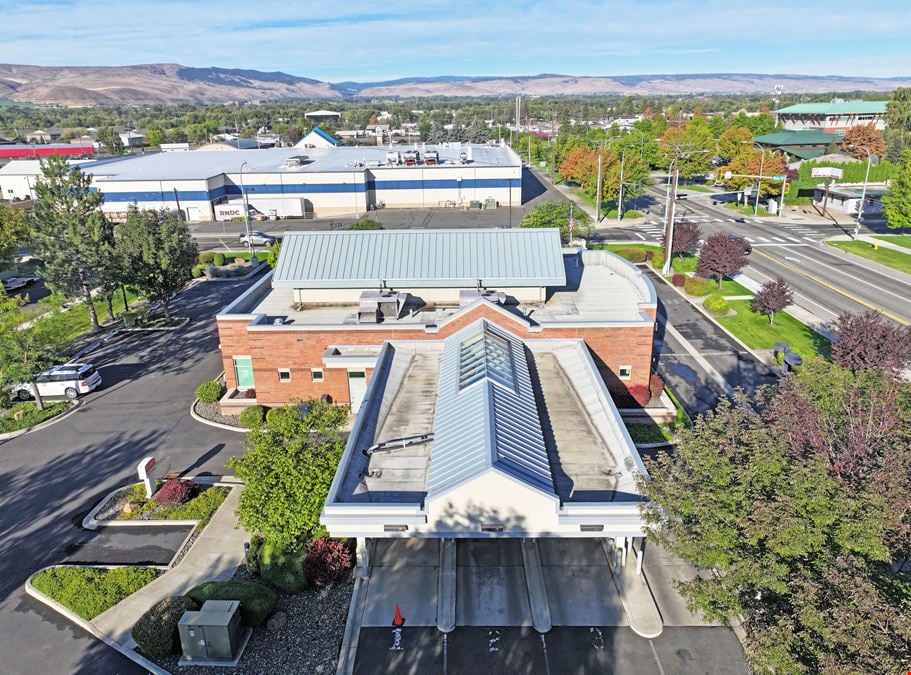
[[661, 148, 710, 276], [239, 161, 253, 254], [854, 147, 874, 239]]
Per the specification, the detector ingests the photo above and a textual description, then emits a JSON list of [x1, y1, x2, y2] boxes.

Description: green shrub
[[186, 581, 277, 627], [245, 535, 265, 575], [198, 252, 216, 264], [195, 380, 224, 404], [684, 276, 713, 297], [348, 219, 384, 230], [191, 264, 204, 278], [0, 401, 69, 434], [704, 293, 730, 316], [651, 252, 665, 270], [238, 405, 265, 429], [165, 486, 229, 527], [616, 247, 647, 263], [259, 541, 308, 594], [213, 252, 226, 266], [32, 566, 159, 620], [132, 595, 199, 658]]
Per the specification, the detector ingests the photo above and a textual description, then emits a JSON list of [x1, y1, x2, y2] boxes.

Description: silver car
[[238, 231, 276, 246]]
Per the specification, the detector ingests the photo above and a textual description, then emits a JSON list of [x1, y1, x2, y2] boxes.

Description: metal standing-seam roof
[[774, 101, 887, 115], [272, 229, 566, 289], [427, 319, 555, 499]]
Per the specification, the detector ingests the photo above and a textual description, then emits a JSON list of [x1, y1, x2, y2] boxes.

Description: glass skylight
[[458, 330, 515, 391]]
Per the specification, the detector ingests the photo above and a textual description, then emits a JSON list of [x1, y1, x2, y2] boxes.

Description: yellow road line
[[754, 249, 910, 326]]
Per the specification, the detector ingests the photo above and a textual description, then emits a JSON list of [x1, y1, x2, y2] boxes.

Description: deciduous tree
[[696, 232, 749, 284], [671, 220, 701, 256], [641, 360, 911, 674], [519, 200, 592, 242], [0, 202, 29, 271], [716, 126, 753, 163], [722, 148, 788, 198], [115, 207, 197, 320], [227, 400, 349, 549], [840, 122, 886, 160], [752, 278, 793, 325], [96, 126, 123, 155], [830, 310, 911, 373], [882, 149, 911, 230]]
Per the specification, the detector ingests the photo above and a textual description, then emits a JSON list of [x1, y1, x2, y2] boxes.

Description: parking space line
[[649, 640, 668, 675]]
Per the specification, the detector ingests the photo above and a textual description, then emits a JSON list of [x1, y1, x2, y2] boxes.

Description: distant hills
[[0, 64, 909, 106]]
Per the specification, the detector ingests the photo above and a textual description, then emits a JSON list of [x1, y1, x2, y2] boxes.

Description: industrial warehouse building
[[0, 142, 522, 220], [774, 100, 888, 133]]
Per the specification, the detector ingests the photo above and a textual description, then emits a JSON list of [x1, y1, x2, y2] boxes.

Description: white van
[[11, 363, 102, 401]]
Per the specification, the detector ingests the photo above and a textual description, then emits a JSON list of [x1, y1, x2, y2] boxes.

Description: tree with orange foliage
[[722, 148, 788, 198], [840, 123, 886, 160]]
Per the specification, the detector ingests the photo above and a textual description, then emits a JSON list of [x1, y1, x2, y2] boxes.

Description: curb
[[634, 440, 676, 450], [336, 576, 368, 675], [0, 399, 82, 441], [201, 263, 269, 283], [83, 480, 238, 531], [25, 566, 172, 675], [601, 539, 663, 639], [190, 398, 248, 433]]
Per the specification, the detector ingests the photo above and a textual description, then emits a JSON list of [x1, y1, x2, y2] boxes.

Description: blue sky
[[2, 0, 909, 81]]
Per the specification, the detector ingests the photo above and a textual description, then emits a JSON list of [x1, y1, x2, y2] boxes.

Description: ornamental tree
[[0, 203, 30, 272], [641, 360, 911, 674], [671, 221, 701, 256], [227, 400, 349, 549], [882, 149, 911, 230], [752, 278, 793, 325], [840, 122, 886, 160], [695, 232, 749, 285], [830, 310, 911, 374]]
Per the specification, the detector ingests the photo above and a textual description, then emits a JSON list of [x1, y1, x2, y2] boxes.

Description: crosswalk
[[633, 217, 829, 244]]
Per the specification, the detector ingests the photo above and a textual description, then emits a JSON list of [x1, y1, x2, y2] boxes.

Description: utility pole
[[854, 148, 873, 238], [527, 123, 532, 165], [595, 153, 603, 223], [662, 164, 679, 276], [617, 151, 626, 222]]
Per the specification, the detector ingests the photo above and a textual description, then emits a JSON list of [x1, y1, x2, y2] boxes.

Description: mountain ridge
[[0, 64, 908, 106]]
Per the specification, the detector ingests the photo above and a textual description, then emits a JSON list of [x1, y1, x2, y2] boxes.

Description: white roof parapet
[[581, 249, 657, 308]]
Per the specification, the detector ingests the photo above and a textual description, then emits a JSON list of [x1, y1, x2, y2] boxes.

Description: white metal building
[[0, 143, 522, 221]]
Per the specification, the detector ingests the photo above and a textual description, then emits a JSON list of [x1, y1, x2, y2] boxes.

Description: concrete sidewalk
[[92, 485, 247, 646]]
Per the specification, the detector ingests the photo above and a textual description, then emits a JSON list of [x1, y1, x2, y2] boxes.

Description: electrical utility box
[[178, 600, 243, 662]]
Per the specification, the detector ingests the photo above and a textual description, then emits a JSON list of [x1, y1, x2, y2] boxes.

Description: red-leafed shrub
[[304, 539, 353, 587], [645, 250, 654, 261], [649, 374, 665, 399], [155, 478, 197, 506], [627, 384, 652, 407], [672, 273, 686, 287]]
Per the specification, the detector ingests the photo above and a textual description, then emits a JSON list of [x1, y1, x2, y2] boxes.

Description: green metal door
[[233, 357, 255, 389]]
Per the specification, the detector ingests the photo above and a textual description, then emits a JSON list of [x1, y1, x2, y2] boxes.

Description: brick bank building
[[215, 228, 656, 412]]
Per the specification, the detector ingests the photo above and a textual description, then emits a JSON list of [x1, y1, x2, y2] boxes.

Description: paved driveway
[[0, 277, 253, 675]]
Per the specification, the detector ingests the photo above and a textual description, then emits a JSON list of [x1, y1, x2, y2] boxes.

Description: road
[[0, 278, 250, 674], [595, 184, 911, 326]]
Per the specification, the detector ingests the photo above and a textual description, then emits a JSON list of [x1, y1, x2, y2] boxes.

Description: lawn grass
[[681, 184, 715, 193], [0, 401, 69, 433], [873, 235, 911, 250], [716, 300, 831, 358], [54, 288, 143, 343], [724, 202, 773, 217], [625, 423, 676, 444], [31, 566, 159, 620], [716, 278, 753, 297], [597, 243, 664, 255], [671, 255, 698, 274], [827, 240, 911, 276]]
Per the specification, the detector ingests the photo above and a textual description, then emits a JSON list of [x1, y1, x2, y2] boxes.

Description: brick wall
[[216, 304, 654, 407]]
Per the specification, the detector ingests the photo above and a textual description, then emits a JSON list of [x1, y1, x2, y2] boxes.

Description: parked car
[[2, 276, 40, 292], [11, 363, 102, 401], [238, 231, 276, 246]]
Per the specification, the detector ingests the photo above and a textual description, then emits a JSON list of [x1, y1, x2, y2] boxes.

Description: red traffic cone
[[392, 604, 405, 627]]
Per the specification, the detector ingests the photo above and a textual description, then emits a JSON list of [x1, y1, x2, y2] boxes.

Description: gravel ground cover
[[157, 566, 354, 674], [194, 400, 242, 427]]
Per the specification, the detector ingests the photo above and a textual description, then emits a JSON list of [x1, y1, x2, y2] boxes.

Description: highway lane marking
[[746, 237, 756, 243], [754, 249, 910, 325], [758, 237, 770, 242], [810, 243, 911, 289], [636, 233, 646, 240], [773, 237, 786, 242], [745, 265, 840, 320], [786, 245, 911, 295], [803, 237, 817, 242], [785, 236, 802, 243]]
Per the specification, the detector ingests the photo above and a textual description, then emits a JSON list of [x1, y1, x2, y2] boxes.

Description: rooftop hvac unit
[[283, 155, 308, 168], [358, 290, 406, 323], [459, 151, 469, 164], [402, 150, 419, 166], [386, 151, 401, 165], [424, 150, 439, 165], [178, 600, 243, 662]]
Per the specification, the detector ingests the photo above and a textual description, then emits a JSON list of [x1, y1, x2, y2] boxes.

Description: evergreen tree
[[31, 157, 109, 332]]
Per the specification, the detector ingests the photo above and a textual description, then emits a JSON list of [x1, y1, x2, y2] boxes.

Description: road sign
[[771, 175, 786, 181], [811, 167, 843, 179]]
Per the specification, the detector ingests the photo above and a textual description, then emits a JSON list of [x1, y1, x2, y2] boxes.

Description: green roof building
[[774, 100, 887, 133], [754, 129, 845, 160]]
